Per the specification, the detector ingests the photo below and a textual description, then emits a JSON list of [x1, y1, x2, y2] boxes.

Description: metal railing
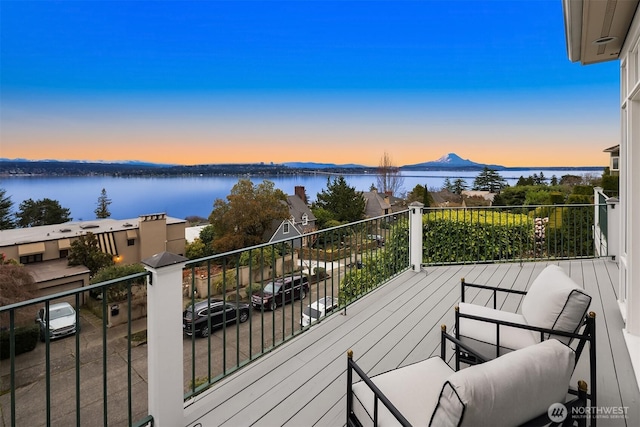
[[182, 211, 410, 400], [2, 202, 607, 425], [0, 273, 153, 427], [421, 203, 600, 266]]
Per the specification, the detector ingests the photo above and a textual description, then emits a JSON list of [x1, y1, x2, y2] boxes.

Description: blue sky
[[0, 0, 620, 167]]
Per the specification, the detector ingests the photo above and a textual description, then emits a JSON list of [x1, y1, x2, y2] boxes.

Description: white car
[[301, 297, 339, 327], [36, 302, 78, 341]]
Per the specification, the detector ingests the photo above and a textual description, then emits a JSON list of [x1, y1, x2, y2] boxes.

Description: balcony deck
[[184, 259, 640, 427]]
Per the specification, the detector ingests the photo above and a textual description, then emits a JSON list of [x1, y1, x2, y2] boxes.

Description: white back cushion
[[430, 339, 575, 427], [521, 265, 591, 341]]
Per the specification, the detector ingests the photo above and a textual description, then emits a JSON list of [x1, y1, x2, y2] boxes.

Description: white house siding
[[618, 14, 640, 387]]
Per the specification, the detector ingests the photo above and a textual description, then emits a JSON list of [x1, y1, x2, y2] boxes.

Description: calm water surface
[[0, 169, 602, 221]]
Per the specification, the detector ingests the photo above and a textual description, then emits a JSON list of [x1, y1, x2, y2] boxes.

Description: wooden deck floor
[[184, 259, 640, 427]]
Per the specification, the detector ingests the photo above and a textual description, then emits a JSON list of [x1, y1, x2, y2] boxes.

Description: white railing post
[[409, 202, 424, 272], [142, 251, 188, 427], [607, 196, 620, 261]]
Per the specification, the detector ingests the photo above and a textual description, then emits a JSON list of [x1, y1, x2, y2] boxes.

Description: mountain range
[[0, 153, 602, 172]]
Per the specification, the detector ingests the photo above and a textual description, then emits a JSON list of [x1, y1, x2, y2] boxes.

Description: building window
[[59, 250, 69, 259], [20, 254, 43, 264], [302, 214, 308, 226], [127, 239, 135, 246], [283, 223, 290, 234], [612, 156, 620, 171]]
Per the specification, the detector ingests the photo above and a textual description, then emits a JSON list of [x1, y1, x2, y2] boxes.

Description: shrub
[[422, 210, 534, 263], [91, 264, 147, 302], [601, 174, 619, 195], [212, 269, 237, 294], [312, 267, 328, 281], [572, 185, 594, 196], [0, 324, 39, 359], [245, 282, 263, 299], [545, 205, 594, 258]]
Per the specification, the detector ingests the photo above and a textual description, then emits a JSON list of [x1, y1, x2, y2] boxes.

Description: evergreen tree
[[95, 188, 112, 219], [16, 198, 72, 227], [423, 185, 434, 207], [314, 176, 366, 223], [0, 188, 15, 230], [67, 232, 114, 276], [472, 167, 507, 192], [407, 184, 433, 206], [452, 178, 468, 195], [442, 177, 453, 192]]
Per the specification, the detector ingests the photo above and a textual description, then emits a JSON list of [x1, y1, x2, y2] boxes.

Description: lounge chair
[[346, 326, 588, 427], [454, 264, 596, 424]]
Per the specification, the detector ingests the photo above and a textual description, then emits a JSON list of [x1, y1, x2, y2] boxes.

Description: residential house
[[0, 213, 186, 298], [362, 190, 392, 218], [268, 186, 317, 247], [604, 144, 620, 176], [563, 0, 640, 385], [461, 190, 495, 207]]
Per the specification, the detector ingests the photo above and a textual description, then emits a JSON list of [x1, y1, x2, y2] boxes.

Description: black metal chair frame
[[346, 326, 589, 427], [456, 278, 597, 426]]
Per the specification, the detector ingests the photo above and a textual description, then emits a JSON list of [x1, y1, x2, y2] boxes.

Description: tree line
[[0, 188, 112, 230]]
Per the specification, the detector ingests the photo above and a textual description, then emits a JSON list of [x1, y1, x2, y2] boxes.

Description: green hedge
[[423, 211, 534, 264], [0, 324, 39, 360]]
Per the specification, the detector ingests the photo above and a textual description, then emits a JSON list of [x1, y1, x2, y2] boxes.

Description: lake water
[[0, 169, 603, 221]]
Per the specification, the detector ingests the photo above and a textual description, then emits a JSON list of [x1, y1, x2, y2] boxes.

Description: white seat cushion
[[521, 265, 591, 342], [430, 339, 575, 427], [352, 356, 453, 426], [458, 302, 538, 351]]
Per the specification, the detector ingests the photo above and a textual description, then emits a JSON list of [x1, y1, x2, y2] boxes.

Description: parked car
[[35, 302, 78, 342], [251, 274, 309, 311], [300, 296, 339, 327], [183, 299, 250, 338]]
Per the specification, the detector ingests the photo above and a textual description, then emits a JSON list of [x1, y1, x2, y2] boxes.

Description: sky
[[0, 0, 621, 168]]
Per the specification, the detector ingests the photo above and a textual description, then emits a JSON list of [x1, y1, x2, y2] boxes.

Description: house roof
[[362, 191, 391, 218], [604, 144, 620, 153], [461, 190, 496, 202], [286, 195, 316, 223], [0, 215, 186, 247], [23, 258, 90, 283]]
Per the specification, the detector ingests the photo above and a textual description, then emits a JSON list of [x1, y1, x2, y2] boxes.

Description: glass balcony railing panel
[[182, 211, 410, 400]]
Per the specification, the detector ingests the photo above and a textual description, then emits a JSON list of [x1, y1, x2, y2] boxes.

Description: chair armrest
[[440, 325, 488, 364], [346, 351, 411, 427], [460, 278, 527, 306], [456, 309, 591, 343]]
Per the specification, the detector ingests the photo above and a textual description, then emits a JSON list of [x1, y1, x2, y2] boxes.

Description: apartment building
[[0, 213, 186, 297]]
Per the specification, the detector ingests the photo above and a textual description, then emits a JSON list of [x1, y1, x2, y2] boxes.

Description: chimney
[[295, 186, 307, 204]]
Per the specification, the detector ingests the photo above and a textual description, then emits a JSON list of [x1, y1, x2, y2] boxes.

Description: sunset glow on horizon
[[1, 1, 620, 168]]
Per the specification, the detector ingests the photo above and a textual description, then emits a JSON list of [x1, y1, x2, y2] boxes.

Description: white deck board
[[186, 259, 640, 427]]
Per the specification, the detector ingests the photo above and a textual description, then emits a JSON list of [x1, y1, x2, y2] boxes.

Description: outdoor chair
[[346, 326, 589, 427], [454, 264, 596, 424]]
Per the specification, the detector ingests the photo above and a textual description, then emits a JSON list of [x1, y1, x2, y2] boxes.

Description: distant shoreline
[[0, 159, 606, 179]]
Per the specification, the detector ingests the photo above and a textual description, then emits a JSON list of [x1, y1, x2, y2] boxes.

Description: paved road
[[0, 272, 347, 427], [0, 308, 149, 427]]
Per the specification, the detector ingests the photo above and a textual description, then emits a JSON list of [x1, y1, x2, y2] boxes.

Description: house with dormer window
[[267, 187, 317, 247]]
